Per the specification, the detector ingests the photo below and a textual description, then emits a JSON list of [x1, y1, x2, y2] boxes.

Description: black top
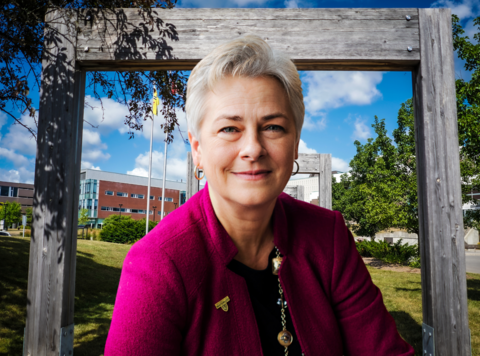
[[227, 248, 303, 356]]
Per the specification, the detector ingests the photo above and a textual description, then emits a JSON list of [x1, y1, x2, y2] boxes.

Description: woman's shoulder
[[278, 192, 338, 225], [124, 191, 214, 293], [277, 192, 347, 253]]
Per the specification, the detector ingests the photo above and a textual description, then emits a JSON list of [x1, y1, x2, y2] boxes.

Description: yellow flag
[[152, 88, 160, 116]]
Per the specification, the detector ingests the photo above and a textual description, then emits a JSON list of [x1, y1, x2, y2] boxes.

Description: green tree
[[392, 99, 419, 235], [100, 215, 157, 244], [453, 15, 480, 229], [1, 0, 186, 142], [0, 202, 22, 230], [335, 117, 406, 240], [78, 209, 90, 226], [25, 207, 33, 226]]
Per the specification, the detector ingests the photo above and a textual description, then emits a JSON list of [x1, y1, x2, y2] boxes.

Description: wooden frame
[[25, 8, 470, 355]]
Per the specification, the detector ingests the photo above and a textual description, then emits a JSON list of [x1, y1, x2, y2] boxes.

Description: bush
[[356, 239, 420, 265], [100, 215, 158, 244]]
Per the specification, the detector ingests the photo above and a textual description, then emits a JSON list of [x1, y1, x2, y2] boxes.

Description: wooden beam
[[413, 8, 470, 355], [24, 9, 85, 356], [76, 8, 419, 71]]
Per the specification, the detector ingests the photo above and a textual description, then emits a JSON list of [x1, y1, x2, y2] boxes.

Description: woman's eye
[[220, 127, 238, 133], [265, 125, 284, 132]]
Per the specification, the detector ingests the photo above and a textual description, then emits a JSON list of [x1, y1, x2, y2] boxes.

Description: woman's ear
[[188, 131, 202, 167]]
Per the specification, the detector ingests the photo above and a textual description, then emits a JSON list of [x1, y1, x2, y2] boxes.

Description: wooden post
[[413, 8, 470, 355], [24, 9, 85, 356], [295, 153, 332, 209], [318, 154, 332, 210], [186, 152, 199, 200], [283, 185, 304, 201]]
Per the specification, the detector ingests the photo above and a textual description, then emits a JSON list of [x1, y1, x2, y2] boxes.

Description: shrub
[[356, 239, 420, 265], [100, 215, 158, 244]]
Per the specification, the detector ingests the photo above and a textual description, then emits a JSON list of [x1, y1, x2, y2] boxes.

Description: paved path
[[466, 252, 480, 274]]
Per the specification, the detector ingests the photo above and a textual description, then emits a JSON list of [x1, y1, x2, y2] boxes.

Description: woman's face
[[189, 75, 299, 208]]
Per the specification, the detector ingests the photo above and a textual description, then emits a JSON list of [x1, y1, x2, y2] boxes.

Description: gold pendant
[[277, 330, 293, 346], [215, 296, 230, 312], [272, 256, 283, 275]]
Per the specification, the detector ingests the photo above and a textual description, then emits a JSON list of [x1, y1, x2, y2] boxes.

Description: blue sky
[[0, 0, 478, 183]]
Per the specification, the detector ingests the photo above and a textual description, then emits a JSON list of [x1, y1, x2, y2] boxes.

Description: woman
[[104, 35, 414, 356]]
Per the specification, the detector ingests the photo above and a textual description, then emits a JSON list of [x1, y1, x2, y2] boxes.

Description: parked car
[[0, 231, 12, 236]]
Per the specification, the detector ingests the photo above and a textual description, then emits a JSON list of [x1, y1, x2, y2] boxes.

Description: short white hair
[[185, 35, 304, 140]]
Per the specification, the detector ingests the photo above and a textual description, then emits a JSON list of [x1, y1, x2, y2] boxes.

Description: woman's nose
[[239, 130, 266, 161]]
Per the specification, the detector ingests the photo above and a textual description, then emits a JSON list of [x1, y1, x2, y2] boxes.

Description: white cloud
[[303, 114, 327, 131], [127, 121, 189, 182], [0, 112, 6, 131], [179, 0, 268, 7], [332, 157, 350, 172], [83, 96, 131, 135], [301, 72, 383, 132], [81, 161, 101, 170], [83, 129, 106, 149], [303, 72, 383, 114], [431, 0, 479, 19], [0, 147, 31, 167], [298, 139, 317, 154], [1, 114, 37, 156], [0, 167, 34, 184], [127, 149, 188, 182], [351, 117, 371, 141], [284, 0, 298, 8]]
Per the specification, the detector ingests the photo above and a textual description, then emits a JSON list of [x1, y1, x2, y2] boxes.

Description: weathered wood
[[413, 8, 470, 356], [318, 154, 332, 210], [186, 152, 200, 200], [27, 7, 471, 356], [25, 8, 84, 356], [283, 185, 305, 201], [76, 8, 419, 71]]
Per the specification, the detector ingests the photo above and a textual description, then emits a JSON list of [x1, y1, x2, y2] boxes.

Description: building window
[[117, 192, 128, 197], [105, 191, 114, 196], [113, 207, 120, 212], [159, 197, 173, 202], [0, 186, 9, 196], [150, 196, 154, 200], [131, 194, 144, 199]]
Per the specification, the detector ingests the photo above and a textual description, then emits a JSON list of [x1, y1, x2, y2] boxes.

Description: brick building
[[0, 181, 34, 210], [80, 169, 187, 228]]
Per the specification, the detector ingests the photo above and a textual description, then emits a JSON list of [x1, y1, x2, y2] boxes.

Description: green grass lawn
[[0, 235, 479, 355]]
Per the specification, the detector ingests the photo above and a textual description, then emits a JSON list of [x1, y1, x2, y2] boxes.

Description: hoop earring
[[194, 164, 205, 180], [292, 161, 299, 176]]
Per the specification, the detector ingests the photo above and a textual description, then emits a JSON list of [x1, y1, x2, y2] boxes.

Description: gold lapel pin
[[215, 296, 230, 312]]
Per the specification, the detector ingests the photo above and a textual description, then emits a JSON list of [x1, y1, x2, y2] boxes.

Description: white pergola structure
[[24, 8, 470, 356]]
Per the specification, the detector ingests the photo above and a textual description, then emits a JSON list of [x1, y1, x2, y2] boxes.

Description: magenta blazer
[[105, 184, 414, 356]]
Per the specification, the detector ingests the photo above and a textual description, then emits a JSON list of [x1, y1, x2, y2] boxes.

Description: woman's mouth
[[232, 170, 272, 181]]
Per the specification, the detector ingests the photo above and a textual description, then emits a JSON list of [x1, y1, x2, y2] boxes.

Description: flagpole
[[160, 129, 168, 220], [145, 87, 156, 234]]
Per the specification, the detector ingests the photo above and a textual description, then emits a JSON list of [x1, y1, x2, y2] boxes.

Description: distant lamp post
[[174, 202, 177, 210], [119, 203, 123, 217], [22, 213, 26, 237], [152, 206, 157, 222]]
